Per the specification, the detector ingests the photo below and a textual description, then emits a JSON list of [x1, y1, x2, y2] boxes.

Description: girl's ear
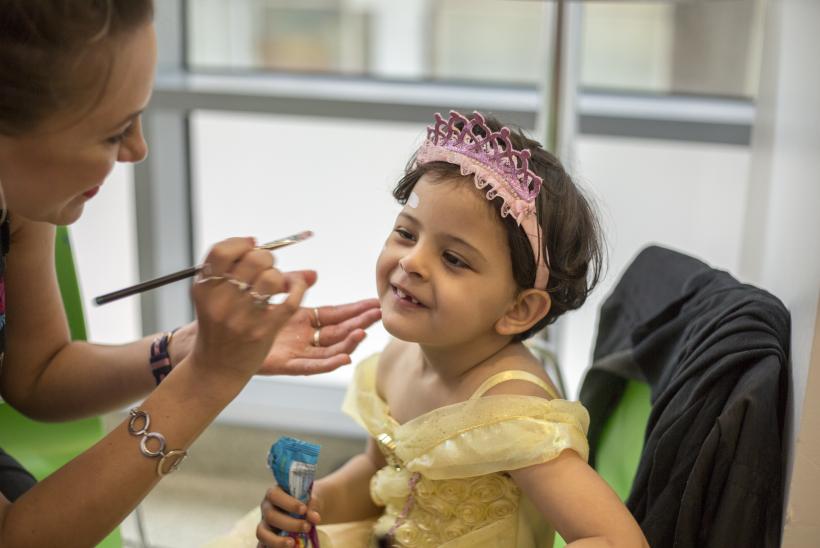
[[495, 289, 551, 337]]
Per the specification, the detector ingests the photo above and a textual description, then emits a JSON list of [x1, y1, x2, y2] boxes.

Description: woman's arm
[[1, 219, 381, 421], [0, 219, 159, 419], [0, 236, 308, 547], [510, 450, 649, 548]]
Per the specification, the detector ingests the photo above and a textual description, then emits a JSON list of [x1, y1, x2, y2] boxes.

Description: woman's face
[[0, 23, 157, 225]]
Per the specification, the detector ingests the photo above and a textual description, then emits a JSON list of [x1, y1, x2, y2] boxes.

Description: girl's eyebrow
[[398, 212, 486, 263], [443, 234, 487, 263]]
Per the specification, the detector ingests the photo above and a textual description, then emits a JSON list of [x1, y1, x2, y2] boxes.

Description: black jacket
[[580, 245, 790, 548]]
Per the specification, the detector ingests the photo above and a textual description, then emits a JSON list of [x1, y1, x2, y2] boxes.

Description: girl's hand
[[188, 237, 308, 384], [259, 279, 381, 376], [256, 485, 322, 548]]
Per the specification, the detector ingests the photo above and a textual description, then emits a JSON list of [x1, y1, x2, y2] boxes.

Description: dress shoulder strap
[[469, 370, 560, 400]]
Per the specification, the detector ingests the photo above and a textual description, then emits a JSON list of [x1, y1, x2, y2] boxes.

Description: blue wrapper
[[268, 437, 321, 548]]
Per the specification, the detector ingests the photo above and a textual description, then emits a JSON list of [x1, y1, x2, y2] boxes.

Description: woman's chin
[[51, 202, 86, 225]]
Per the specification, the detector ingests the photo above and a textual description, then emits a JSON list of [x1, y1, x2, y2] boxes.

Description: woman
[[0, 2, 380, 546]]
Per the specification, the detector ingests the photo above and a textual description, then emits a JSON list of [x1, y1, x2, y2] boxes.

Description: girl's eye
[[394, 228, 415, 241], [443, 252, 469, 269]]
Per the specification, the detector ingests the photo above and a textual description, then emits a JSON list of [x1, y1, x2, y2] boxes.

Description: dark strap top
[[0, 213, 9, 360]]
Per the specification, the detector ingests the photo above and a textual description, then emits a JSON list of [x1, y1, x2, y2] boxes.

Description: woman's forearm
[[1, 336, 163, 421], [0, 357, 246, 548]]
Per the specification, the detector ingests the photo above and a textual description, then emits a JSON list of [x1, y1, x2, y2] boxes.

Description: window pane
[[186, 0, 547, 85], [581, 1, 764, 98], [190, 111, 424, 383]]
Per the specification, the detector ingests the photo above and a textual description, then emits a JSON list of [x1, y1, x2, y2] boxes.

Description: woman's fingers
[[284, 270, 318, 288], [312, 299, 380, 328], [229, 248, 275, 285], [202, 237, 256, 276], [312, 306, 381, 347]]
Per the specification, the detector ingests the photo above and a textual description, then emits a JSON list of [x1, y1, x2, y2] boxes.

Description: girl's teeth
[[395, 287, 420, 305]]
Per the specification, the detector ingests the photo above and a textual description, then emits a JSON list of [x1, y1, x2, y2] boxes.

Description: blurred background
[[68, 0, 818, 546]]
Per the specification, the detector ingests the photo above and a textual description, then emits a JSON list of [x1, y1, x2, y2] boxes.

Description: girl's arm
[[0, 236, 308, 547], [257, 437, 386, 547], [312, 436, 386, 524], [510, 450, 649, 548]]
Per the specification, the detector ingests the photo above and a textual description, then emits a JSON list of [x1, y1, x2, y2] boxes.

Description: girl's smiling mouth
[[391, 284, 427, 308]]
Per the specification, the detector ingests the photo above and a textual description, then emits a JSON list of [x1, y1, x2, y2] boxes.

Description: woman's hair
[[393, 115, 604, 341], [0, 0, 154, 135]]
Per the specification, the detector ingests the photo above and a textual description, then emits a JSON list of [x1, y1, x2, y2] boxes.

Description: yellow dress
[[205, 355, 589, 548]]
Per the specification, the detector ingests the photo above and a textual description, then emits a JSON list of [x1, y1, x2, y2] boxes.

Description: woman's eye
[[443, 252, 468, 269], [106, 125, 133, 145]]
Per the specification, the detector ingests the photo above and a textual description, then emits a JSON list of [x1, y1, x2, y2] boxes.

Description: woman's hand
[[259, 277, 381, 376], [169, 273, 381, 377], [257, 485, 322, 548], [188, 237, 307, 384]]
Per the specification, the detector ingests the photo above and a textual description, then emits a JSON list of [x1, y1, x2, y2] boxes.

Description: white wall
[[70, 163, 141, 344], [560, 136, 751, 395], [738, 1, 820, 543]]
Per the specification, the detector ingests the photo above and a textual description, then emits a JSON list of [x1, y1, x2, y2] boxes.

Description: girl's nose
[[398, 250, 429, 279]]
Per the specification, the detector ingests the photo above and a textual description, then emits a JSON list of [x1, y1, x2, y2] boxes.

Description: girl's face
[[0, 23, 157, 226], [376, 175, 519, 347]]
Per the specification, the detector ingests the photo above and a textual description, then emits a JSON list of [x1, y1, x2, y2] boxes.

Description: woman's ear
[[495, 289, 551, 337]]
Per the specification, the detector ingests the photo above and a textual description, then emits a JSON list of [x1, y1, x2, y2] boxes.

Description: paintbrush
[[94, 230, 313, 306]]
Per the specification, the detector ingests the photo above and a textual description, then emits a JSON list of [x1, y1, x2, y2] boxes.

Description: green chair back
[[0, 226, 121, 548]]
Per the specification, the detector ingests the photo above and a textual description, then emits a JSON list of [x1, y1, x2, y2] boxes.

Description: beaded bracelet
[[149, 329, 178, 385], [128, 408, 188, 476]]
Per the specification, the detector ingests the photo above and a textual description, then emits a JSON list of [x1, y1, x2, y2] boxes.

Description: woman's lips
[[83, 186, 100, 199]]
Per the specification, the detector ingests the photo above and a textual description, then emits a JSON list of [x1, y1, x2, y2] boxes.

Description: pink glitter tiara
[[415, 110, 550, 289]]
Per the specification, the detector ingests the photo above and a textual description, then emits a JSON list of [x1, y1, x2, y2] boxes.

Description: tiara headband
[[415, 110, 550, 289]]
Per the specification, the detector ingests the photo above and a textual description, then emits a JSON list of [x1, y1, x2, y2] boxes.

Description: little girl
[[240, 111, 647, 548]]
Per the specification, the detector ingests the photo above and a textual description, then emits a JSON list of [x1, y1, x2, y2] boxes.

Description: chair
[[578, 245, 789, 548], [0, 226, 122, 548]]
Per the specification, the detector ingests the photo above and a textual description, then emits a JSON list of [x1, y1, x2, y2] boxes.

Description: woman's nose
[[118, 119, 149, 164]]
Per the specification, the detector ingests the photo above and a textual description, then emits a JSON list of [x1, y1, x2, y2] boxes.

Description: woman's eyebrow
[[107, 110, 143, 131]]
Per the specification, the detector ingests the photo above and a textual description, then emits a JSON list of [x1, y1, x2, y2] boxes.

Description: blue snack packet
[[268, 436, 321, 548]]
